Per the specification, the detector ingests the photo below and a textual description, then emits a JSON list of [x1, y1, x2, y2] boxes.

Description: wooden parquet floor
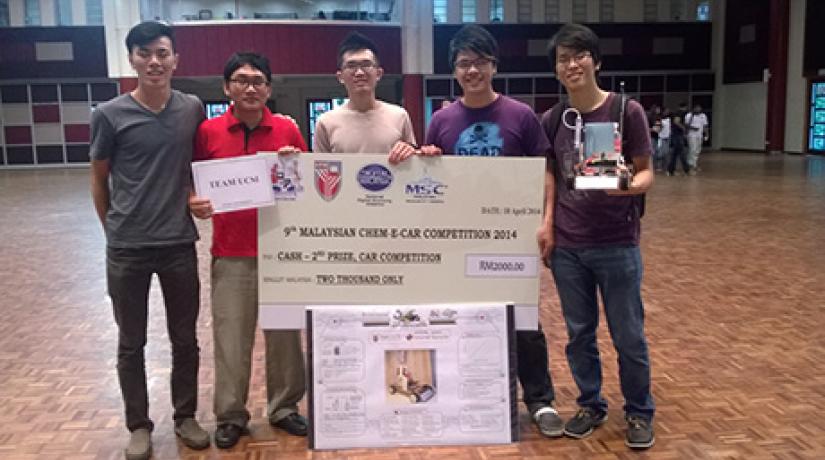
[[1, 152, 824, 459]]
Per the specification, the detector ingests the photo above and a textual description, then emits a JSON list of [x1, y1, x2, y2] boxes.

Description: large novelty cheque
[[257, 153, 546, 329]]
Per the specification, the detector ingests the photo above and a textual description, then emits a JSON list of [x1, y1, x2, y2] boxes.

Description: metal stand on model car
[[564, 81, 632, 191]]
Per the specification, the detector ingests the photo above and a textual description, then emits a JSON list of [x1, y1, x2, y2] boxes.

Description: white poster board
[[307, 303, 517, 450]]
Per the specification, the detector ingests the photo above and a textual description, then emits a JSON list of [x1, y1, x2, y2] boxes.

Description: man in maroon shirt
[[538, 24, 656, 449], [189, 52, 308, 449]]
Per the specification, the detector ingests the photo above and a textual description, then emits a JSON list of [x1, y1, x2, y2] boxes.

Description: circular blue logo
[[357, 164, 393, 192]]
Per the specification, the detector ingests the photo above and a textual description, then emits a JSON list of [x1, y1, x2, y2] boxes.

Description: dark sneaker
[[175, 418, 210, 450], [563, 407, 607, 439], [625, 416, 655, 449], [533, 406, 563, 438], [124, 428, 151, 460]]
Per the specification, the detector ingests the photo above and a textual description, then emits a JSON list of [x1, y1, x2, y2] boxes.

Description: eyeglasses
[[341, 60, 377, 72], [556, 51, 592, 67], [454, 57, 496, 71], [229, 78, 270, 90]]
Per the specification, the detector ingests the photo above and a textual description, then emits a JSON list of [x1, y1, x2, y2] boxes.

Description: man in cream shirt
[[313, 32, 417, 163]]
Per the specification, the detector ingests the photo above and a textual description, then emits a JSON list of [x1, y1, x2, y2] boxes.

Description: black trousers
[[668, 137, 690, 174], [106, 243, 201, 432], [517, 325, 556, 414]]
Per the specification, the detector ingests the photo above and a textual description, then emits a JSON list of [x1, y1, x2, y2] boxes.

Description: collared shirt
[[194, 106, 307, 257]]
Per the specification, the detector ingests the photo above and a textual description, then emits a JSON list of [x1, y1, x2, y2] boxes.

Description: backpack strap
[[545, 99, 569, 173], [610, 92, 646, 219]]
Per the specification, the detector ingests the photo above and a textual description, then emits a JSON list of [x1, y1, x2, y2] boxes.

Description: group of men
[[649, 102, 710, 175], [91, 20, 657, 460]]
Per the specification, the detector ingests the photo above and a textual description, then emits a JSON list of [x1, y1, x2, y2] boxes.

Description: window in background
[[55, 0, 72, 25], [600, 0, 614, 22], [461, 0, 476, 23], [490, 0, 503, 22], [697, 1, 710, 21], [572, 0, 587, 23], [86, 0, 103, 25], [643, 0, 657, 22], [545, 0, 560, 22], [0, 0, 9, 26], [24, 0, 40, 25], [433, 0, 447, 23]]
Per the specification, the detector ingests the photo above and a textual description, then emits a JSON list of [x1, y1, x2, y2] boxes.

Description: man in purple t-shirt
[[538, 24, 656, 450], [421, 24, 564, 440]]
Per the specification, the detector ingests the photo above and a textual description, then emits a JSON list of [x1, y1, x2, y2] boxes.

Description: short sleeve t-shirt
[[425, 95, 550, 157], [540, 92, 652, 248], [90, 90, 204, 248]]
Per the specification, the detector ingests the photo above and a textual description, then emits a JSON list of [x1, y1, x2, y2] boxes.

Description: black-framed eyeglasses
[[454, 57, 497, 70], [341, 60, 377, 72], [556, 51, 592, 67], [229, 78, 270, 90]]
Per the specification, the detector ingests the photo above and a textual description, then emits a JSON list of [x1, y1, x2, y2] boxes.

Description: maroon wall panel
[[4, 126, 32, 144], [173, 24, 402, 76], [33, 105, 61, 123], [64, 124, 90, 143]]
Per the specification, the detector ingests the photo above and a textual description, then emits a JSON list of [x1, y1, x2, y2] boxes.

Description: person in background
[[685, 104, 709, 173]]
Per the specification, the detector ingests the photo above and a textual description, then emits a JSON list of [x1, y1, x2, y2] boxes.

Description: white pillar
[[477, 0, 490, 23], [39, 0, 55, 25], [448, 0, 462, 23], [103, 0, 141, 78], [784, 0, 806, 153], [72, 0, 85, 25], [401, 0, 433, 75], [9, 0, 26, 26]]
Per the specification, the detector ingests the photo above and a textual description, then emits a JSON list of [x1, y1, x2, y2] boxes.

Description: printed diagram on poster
[[308, 303, 517, 450]]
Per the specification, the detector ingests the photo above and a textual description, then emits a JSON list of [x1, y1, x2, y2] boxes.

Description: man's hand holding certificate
[[191, 155, 275, 214]]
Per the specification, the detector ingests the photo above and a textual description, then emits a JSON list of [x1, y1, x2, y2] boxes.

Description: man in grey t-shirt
[[89, 21, 209, 460]]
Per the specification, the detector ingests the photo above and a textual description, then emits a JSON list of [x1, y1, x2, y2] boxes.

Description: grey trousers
[[211, 257, 306, 427], [107, 244, 201, 432]]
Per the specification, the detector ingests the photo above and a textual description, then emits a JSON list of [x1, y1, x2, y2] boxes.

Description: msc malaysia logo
[[314, 160, 342, 201]]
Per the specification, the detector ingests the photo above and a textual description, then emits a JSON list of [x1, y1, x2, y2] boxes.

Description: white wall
[[785, 0, 806, 153]]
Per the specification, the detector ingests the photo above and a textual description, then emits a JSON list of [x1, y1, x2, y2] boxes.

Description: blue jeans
[[549, 245, 655, 420]]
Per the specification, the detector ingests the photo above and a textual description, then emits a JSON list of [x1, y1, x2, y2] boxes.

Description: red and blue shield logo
[[315, 160, 342, 201]]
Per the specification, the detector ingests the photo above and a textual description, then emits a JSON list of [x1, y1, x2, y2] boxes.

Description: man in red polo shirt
[[189, 52, 308, 449]]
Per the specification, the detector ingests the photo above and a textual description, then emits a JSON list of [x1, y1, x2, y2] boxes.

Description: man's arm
[[90, 159, 111, 227]]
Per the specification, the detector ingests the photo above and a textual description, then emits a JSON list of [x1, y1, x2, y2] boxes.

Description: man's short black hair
[[547, 23, 601, 67], [223, 52, 272, 83], [337, 32, 380, 69], [125, 21, 175, 53], [448, 24, 499, 70]]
